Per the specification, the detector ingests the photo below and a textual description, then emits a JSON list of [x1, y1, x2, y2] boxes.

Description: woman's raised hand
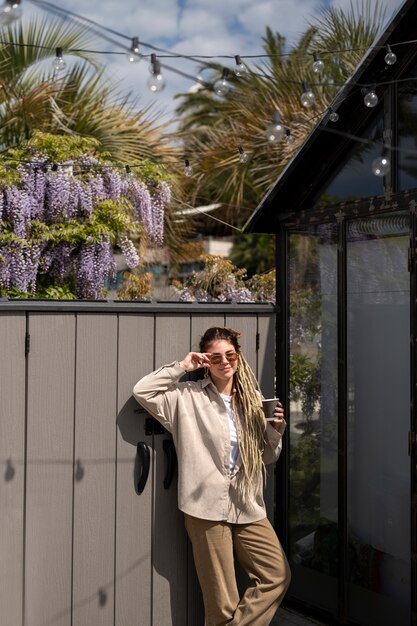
[[179, 352, 211, 372]]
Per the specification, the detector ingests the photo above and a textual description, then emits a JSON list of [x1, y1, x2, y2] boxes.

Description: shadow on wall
[[118, 395, 200, 626]]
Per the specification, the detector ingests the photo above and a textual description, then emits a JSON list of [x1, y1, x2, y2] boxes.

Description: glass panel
[[346, 213, 410, 625], [314, 109, 384, 206], [398, 60, 417, 191], [288, 223, 338, 614]]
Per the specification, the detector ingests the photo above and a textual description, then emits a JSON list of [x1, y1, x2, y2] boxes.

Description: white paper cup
[[262, 398, 280, 421]]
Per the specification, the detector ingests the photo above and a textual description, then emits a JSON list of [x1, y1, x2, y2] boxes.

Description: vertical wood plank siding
[[0, 305, 274, 626], [116, 315, 154, 626], [0, 313, 26, 626], [25, 314, 76, 626]]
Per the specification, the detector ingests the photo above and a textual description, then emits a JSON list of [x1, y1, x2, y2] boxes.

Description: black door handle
[[163, 439, 177, 489], [136, 442, 150, 494]]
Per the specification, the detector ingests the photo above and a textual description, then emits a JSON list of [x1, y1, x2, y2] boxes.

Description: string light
[[285, 128, 295, 145], [184, 158, 193, 176], [3, 0, 417, 184], [312, 52, 324, 75], [384, 44, 397, 66], [265, 111, 285, 143], [363, 85, 378, 108], [52, 47, 66, 72], [0, 0, 22, 26], [147, 53, 165, 92], [234, 55, 247, 77], [214, 68, 231, 96], [371, 147, 390, 177], [300, 81, 316, 108], [238, 146, 249, 163], [329, 107, 339, 122], [126, 36, 141, 63]]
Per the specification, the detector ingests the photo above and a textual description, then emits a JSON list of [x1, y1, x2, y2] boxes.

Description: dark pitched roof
[[245, 0, 417, 233]]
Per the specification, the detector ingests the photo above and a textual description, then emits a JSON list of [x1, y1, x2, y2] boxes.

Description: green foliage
[[23, 131, 101, 162], [290, 353, 321, 421], [229, 233, 275, 277], [117, 270, 153, 301], [36, 285, 77, 300], [246, 270, 276, 302], [174, 254, 276, 303], [185, 255, 246, 299]]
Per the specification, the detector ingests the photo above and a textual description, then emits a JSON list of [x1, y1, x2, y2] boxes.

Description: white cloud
[[178, 8, 230, 39], [239, 0, 322, 41]]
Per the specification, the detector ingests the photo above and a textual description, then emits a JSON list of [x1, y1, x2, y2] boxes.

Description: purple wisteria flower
[[4, 187, 33, 238], [102, 168, 123, 199], [150, 181, 170, 246], [3, 242, 41, 293], [119, 236, 140, 268], [0, 152, 170, 299], [46, 169, 73, 221], [75, 237, 115, 298]]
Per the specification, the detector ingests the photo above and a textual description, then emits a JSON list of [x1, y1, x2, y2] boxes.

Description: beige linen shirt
[[133, 361, 283, 524]]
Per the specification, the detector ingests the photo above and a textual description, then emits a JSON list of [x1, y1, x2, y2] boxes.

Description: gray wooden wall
[[0, 303, 275, 626]]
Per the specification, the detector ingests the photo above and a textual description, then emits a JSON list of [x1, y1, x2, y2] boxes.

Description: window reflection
[[288, 223, 338, 611], [398, 60, 417, 191], [315, 110, 385, 206]]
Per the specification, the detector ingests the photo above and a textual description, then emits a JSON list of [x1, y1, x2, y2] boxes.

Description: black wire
[[27, 0, 417, 66]]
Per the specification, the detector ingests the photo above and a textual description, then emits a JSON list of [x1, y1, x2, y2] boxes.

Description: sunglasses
[[209, 351, 238, 365]]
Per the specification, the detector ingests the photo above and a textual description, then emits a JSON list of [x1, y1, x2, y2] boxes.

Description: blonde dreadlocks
[[200, 326, 266, 504]]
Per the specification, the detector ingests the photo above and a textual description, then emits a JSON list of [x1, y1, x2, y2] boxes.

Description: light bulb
[[371, 153, 390, 177], [126, 37, 141, 63], [285, 129, 295, 145], [147, 73, 165, 92], [384, 45, 397, 66], [312, 52, 324, 75], [329, 108, 339, 122], [238, 146, 248, 163], [0, 0, 22, 26], [364, 88, 378, 108], [147, 54, 165, 92], [300, 82, 315, 108], [214, 68, 231, 97], [47, 163, 59, 180], [234, 54, 247, 77], [265, 112, 285, 143], [184, 159, 193, 177], [52, 48, 66, 72]]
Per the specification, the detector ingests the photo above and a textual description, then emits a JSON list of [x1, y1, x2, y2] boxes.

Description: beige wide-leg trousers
[[184, 514, 291, 626]]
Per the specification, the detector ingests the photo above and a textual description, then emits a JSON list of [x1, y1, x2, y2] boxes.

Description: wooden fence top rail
[[0, 299, 275, 314]]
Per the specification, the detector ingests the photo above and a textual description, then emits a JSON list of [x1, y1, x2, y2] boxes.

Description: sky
[[22, 0, 406, 125]]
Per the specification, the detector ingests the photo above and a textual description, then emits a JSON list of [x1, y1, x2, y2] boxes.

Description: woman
[[133, 326, 291, 626]]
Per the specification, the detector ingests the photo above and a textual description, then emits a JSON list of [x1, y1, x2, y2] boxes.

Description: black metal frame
[[410, 200, 417, 626], [337, 216, 349, 624], [275, 228, 289, 548], [276, 195, 416, 625]]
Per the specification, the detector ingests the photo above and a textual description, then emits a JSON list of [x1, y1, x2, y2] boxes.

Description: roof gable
[[246, 0, 417, 233]]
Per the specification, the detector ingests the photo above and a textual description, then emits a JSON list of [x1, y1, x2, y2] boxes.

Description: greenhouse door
[[283, 210, 412, 625]]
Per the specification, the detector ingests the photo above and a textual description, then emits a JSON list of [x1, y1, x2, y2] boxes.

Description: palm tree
[[0, 17, 179, 164], [0, 17, 189, 259], [174, 0, 386, 226]]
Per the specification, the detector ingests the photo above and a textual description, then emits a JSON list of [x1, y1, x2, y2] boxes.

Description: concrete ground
[[271, 606, 327, 625]]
